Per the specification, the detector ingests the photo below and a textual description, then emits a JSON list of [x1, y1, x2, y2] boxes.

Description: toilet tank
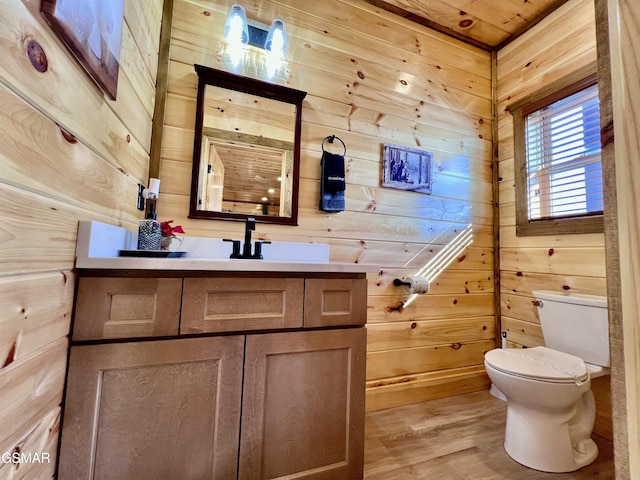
[[532, 290, 609, 367]]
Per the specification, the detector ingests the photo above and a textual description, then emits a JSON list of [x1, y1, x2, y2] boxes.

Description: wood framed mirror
[[189, 65, 307, 225]]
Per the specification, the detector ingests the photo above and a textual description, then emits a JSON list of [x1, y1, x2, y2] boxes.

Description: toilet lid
[[485, 346, 589, 383]]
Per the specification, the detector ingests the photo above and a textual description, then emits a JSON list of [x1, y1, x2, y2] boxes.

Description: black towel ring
[[322, 135, 347, 156]]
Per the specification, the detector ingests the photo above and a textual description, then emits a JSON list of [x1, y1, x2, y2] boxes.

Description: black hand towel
[[322, 150, 345, 192]]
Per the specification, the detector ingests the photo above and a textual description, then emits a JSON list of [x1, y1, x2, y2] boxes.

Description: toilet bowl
[[485, 347, 605, 472], [485, 291, 609, 473]]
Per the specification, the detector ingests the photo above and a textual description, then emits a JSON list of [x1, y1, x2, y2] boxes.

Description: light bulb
[[265, 19, 288, 59], [224, 4, 249, 45]]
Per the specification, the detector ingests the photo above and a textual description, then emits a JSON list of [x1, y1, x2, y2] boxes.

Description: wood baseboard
[[365, 366, 490, 412]]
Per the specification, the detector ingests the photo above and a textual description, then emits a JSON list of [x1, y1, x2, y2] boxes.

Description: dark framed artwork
[[41, 0, 125, 100], [382, 143, 433, 193]]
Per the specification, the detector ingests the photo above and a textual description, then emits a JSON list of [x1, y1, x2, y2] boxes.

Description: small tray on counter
[[118, 250, 187, 258]]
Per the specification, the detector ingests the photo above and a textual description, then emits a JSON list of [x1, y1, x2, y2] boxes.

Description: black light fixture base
[[248, 24, 268, 48]]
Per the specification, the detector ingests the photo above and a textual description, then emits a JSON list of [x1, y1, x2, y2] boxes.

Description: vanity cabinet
[[59, 271, 367, 480]]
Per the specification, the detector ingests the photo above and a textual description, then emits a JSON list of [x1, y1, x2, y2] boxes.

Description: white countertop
[[75, 221, 378, 274], [75, 256, 378, 273]]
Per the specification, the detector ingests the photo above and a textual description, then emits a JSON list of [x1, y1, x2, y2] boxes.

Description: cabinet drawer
[[304, 278, 367, 327], [181, 278, 304, 333], [73, 278, 182, 341]]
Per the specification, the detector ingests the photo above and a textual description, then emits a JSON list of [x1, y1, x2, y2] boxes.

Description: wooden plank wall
[[0, 0, 163, 475], [496, 0, 612, 439], [159, 0, 494, 412]]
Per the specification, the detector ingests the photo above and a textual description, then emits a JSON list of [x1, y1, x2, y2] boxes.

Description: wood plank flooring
[[364, 390, 615, 479]]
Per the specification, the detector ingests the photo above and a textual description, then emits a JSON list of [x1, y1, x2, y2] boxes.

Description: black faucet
[[223, 218, 270, 259]]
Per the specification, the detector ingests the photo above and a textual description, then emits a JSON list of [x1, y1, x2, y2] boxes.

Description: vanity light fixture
[[222, 4, 289, 74]]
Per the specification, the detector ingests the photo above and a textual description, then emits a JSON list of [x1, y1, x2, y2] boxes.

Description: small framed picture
[[41, 0, 125, 100], [382, 143, 433, 193]]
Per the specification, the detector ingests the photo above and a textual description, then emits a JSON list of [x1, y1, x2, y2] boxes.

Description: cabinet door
[[58, 336, 244, 480], [73, 277, 182, 340], [304, 278, 367, 327], [239, 328, 366, 480], [181, 277, 304, 333]]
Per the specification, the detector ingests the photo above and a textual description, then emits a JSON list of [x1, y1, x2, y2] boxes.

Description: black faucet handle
[[223, 238, 241, 258], [252, 241, 271, 259]]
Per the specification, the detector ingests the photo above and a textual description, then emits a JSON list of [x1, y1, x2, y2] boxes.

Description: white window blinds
[[525, 83, 602, 221]]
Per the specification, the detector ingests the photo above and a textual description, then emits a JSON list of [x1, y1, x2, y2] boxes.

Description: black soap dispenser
[[137, 200, 161, 250]]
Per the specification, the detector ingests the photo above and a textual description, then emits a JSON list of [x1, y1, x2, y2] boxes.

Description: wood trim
[[513, 109, 528, 233], [595, 0, 629, 477], [193, 65, 308, 105], [521, 73, 598, 116], [516, 216, 604, 236], [601, 121, 615, 148], [510, 63, 604, 237], [491, 50, 501, 348], [506, 62, 598, 113], [365, 366, 489, 412], [148, 0, 174, 179], [358, 0, 492, 51]]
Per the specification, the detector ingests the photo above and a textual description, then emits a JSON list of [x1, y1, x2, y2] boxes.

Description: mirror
[[189, 65, 307, 225]]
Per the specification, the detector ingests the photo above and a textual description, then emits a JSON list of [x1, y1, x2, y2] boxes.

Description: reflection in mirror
[[190, 65, 306, 225], [199, 86, 295, 217]]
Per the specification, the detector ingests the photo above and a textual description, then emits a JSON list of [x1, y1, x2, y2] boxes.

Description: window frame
[[507, 62, 603, 236]]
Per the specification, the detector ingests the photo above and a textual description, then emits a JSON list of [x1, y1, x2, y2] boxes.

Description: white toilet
[[484, 290, 610, 473]]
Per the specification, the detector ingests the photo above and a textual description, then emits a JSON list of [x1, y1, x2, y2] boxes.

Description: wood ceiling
[[361, 0, 571, 50]]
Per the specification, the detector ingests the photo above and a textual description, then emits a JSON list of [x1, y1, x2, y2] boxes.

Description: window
[[508, 65, 603, 236]]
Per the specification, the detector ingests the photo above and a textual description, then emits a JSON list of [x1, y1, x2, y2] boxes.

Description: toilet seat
[[485, 347, 590, 385]]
